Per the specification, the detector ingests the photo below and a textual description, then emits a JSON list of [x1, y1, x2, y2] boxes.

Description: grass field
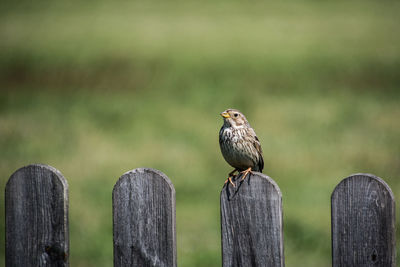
[[1, 1, 400, 266]]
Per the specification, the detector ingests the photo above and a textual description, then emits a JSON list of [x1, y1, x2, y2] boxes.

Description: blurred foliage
[[1, 1, 399, 266]]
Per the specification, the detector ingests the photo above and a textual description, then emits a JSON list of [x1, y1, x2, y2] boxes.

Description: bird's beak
[[221, 112, 230, 118]]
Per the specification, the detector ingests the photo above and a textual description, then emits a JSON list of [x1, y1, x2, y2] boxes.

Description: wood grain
[[331, 173, 396, 267], [113, 168, 176, 267], [220, 172, 284, 267], [5, 164, 69, 267]]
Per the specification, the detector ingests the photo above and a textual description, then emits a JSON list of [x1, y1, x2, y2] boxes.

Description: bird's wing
[[249, 128, 264, 172], [254, 135, 264, 172]]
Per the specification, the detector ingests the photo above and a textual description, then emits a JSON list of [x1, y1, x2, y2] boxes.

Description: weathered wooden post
[[112, 168, 176, 267], [5, 164, 69, 266], [220, 172, 284, 267], [331, 173, 396, 267]]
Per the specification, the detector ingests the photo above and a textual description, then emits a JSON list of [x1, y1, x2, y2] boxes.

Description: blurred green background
[[1, 0, 399, 266]]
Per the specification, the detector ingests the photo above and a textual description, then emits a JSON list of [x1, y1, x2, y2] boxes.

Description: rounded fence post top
[[113, 167, 175, 194], [332, 173, 394, 201], [6, 163, 68, 189]]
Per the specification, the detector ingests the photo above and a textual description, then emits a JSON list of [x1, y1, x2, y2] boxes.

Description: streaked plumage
[[219, 109, 264, 181]]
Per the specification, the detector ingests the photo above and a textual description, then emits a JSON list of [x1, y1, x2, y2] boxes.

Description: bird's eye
[[234, 113, 239, 117]]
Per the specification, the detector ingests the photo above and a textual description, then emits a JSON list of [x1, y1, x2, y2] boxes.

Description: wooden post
[[112, 168, 176, 267], [220, 172, 284, 267], [5, 164, 69, 267], [331, 173, 396, 267]]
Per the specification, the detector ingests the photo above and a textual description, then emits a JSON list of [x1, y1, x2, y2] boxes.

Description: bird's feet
[[224, 169, 239, 187], [224, 176, 236, 187], [240, 167, 253, 181]]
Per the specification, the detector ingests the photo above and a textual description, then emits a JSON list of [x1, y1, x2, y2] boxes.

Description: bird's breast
[[219, 127, 257, 169], [220, 127, 246, 143]]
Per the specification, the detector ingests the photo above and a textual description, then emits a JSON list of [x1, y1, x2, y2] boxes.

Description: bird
[[219, 109, 264, 187]]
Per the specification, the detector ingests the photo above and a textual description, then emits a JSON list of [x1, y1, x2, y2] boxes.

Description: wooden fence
[[5, 164, 396, 267]]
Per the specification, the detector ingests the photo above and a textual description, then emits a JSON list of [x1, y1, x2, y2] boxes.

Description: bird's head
[[220, 109, 249, 128]]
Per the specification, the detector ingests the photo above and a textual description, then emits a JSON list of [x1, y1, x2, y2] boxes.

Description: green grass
[[1, 1, 400, 266]]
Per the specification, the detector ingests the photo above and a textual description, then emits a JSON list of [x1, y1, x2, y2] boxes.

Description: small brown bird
[[219, 109, 264, 186]]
